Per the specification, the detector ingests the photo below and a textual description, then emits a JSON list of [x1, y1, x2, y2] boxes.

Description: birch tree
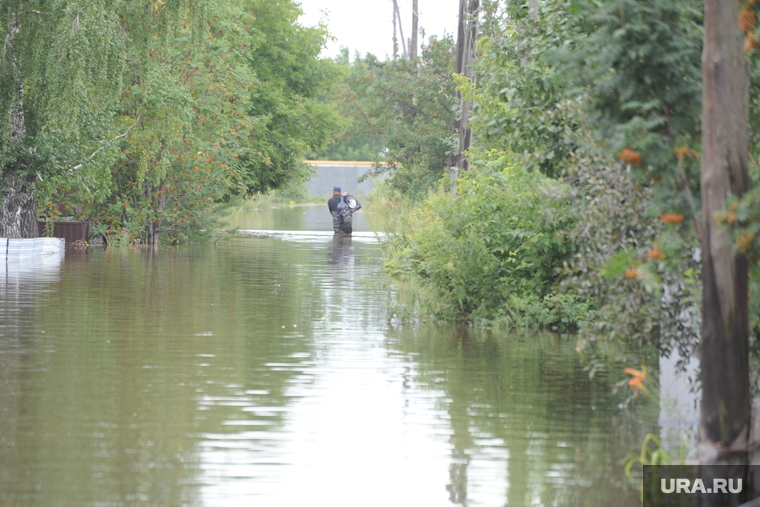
[[0, 1, 125, 237]]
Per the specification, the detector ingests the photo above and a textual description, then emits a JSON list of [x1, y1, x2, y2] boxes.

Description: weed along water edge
[[0, 206, 655, 506]]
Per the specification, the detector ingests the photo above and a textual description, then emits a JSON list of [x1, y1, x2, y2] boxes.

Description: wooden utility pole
[[411, 0, 419, 60], [392, 0, 407, 59], [393, 1, 398, 58], [450, 0, 479, 175], [699, 0, 752, 479]]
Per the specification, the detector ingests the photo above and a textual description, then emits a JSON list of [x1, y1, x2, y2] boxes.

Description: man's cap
[[333, 186, 341, 192]]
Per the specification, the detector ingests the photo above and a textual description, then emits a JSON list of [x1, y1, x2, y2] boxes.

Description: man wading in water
[[327, 186, 361, 235]]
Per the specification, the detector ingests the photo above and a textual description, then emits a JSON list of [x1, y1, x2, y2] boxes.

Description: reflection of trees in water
[[0, 254, 64, 500], [440, 326, 474, 505], [0, 242, 327, 505], [386, 325, 657, 506]]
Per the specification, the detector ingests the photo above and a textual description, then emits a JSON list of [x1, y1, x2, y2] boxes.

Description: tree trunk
[[0, 176, 37, 238], [699, 0, 751, 481], [528, 0, 539, 22], [411, 0, 419, 60], [450, 0, 479, 175], [1, 14, 38, 239]]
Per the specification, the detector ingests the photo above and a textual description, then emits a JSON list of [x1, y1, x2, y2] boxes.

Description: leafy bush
[[461, 0, 705, 357], [384, 153, 584, 326], [489, 293, 592, 331]]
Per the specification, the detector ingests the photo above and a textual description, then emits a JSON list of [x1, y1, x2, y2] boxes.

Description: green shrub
[[384, 153, 585, 326], [487, 293, 592, 332]]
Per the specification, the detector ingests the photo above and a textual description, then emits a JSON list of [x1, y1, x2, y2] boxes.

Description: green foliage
[[240, 0, 344, 195], [384, 153, 581, 325], [326, 39, 459, 200], [567, 0, 703, 155], [739, 8, 760, 361], [308, 133, 384, 162], [0, 0, 126, 186], [624, 433, 674, 474], [558, 150, 665, 342], [456, 0, 705, 351], [28, 0, 343, 244], [470, 0, 586, 178], [377, 0, 712, 352], [490, 292, 592, 331], [623, 433, 695, 498]]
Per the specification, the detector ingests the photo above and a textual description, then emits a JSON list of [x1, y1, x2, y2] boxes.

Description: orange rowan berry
[[675, 145, 690, 161], [660, 212, 685, 225], [619, 148, 643, 166], [738, 230, 756, 253], [745, 33, 759, 53], [739, 10, 756, 32], [647, 247, 667, 260]]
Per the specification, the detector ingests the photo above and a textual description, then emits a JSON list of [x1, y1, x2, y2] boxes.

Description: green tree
[[239, 0, 342, 195], [461, 0, 705, 345], [34, 0, 343, 244], [329, 37, 458, 200], [0, 0, 126, 237], [308, 48, 381, 162], [80, 0, 259, 244], [383, 147, 581, 327]]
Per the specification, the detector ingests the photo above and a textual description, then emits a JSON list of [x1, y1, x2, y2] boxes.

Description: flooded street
[[0, 206, 656, 506]]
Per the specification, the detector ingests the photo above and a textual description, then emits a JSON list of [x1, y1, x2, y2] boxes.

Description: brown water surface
[[0, 206, 654, 506]]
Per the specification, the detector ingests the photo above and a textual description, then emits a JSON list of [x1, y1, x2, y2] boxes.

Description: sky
[[297, 0, 461, 60]]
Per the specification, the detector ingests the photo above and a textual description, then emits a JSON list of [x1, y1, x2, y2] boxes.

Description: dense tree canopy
[[0, 0, 126, 237], [318, 37, 458, 200], [381, 0, 758, 370], [1, 0, 342, 242]]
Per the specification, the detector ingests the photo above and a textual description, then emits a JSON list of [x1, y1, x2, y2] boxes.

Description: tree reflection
[[0, 252, 64, 503], [0, 241, 324, 506], [385, 325, 657, 506]]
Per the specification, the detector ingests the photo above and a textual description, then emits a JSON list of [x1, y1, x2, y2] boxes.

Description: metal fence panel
[[1, 237, 65, 260]]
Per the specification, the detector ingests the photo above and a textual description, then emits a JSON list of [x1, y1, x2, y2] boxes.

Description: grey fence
[[304, 161, 385, 200]]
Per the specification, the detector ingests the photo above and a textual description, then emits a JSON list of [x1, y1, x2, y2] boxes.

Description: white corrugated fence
[[0, 237, 65, 260]]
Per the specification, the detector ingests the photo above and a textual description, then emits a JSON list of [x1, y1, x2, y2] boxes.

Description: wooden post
[[528, 0, 538, 21], [393, 2, 398, 58], [392, 0, 407, 59]]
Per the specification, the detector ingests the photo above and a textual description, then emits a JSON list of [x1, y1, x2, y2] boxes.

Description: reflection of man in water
[[327, 186, 361, 235], [328, 233, 353, 267]]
